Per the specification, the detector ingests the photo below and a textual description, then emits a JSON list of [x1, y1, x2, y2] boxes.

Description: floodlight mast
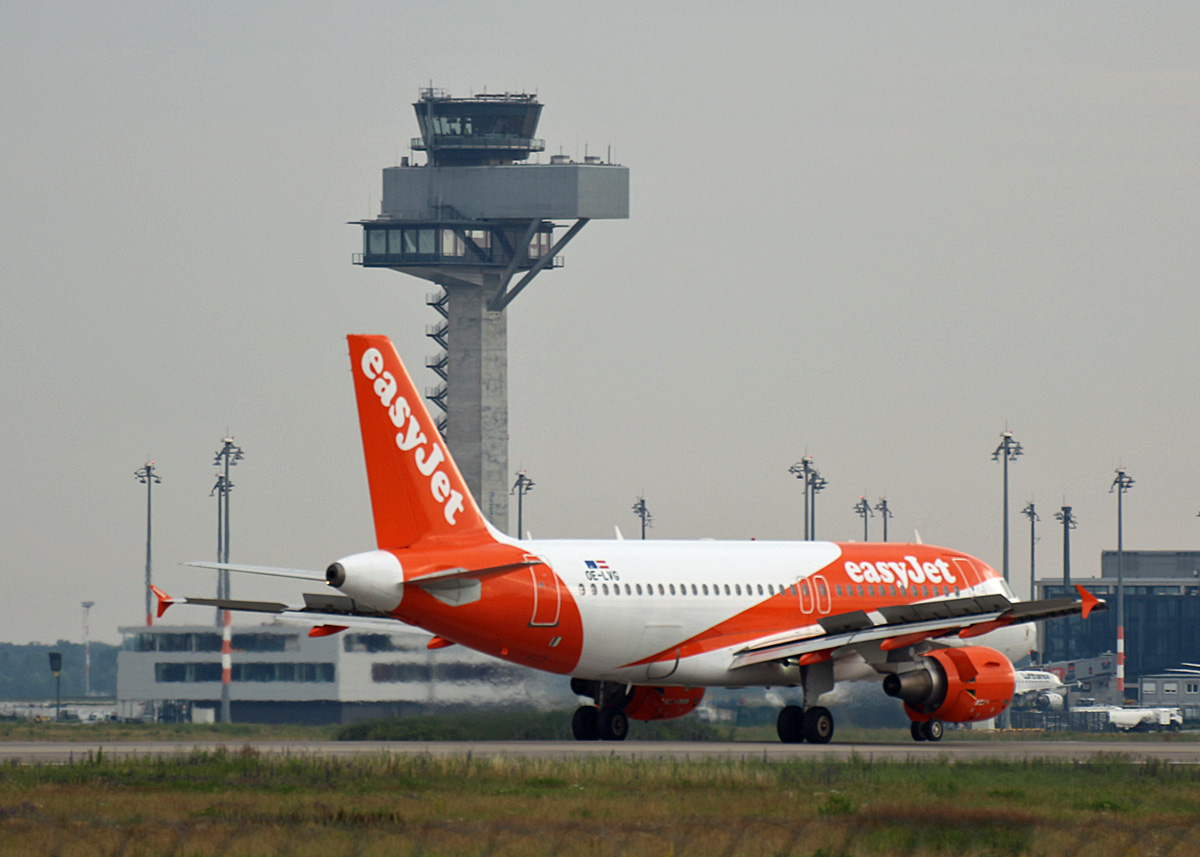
[[1020, 502, 1039, 601], [632, 496, 652, 540], [133, 461, 161, 627], [874, 498, 893, 543], [991, 430, 1024, 584], [853, 497, 873, 541], [211, 436, 243, 724], [1054, 503, 1077, 589], [809, 471, 828, 540], [1111, 466, 1135, 696], [511, 470, 535, 538], [81, 601, 95, 697], [788, 456, 826, 539]]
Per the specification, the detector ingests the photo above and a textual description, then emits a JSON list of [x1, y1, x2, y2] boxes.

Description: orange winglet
[[149, 585, 174, 619], [958, 616, 1014, 639], [1076, 585, 1100, 620], [798, 650, 832, 666], [426, 636, 456, 650], [308, 624, 348, 638]]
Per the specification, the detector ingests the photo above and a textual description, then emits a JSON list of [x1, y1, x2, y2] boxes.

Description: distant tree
[[0, 641, 118, 699]]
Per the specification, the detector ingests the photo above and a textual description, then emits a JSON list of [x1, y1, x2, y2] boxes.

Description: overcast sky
[[3, 3, 1198, 645]]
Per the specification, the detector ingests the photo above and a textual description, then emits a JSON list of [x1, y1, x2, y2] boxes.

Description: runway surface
[[5, 738, 1200, 765]]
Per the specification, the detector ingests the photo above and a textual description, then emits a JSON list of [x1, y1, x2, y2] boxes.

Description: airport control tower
[[355, 89, 629, 533]]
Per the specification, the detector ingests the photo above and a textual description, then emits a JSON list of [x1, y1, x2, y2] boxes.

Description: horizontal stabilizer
[[185, 561, 326, 582], [180, 596, 289, 614]]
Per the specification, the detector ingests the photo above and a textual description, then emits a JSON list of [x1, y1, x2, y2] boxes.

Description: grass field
[[4, 748, 1200, 856]]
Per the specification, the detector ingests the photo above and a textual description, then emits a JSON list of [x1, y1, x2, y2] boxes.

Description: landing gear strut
[[776, 705, 835, 744]]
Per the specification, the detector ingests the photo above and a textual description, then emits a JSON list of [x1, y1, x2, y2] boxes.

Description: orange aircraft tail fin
[[346, 335, 493, 549]]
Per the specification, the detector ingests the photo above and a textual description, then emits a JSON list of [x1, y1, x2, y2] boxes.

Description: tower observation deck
[[354, 89, 629, 532]]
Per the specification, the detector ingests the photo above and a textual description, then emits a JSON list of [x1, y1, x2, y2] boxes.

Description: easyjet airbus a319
[[157, 335, 1103, 743]]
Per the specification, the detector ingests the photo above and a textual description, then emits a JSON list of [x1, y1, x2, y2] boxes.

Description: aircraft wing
[[730, 585, 1103, 670]]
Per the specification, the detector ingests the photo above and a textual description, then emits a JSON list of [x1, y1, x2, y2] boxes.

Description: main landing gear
[[776, 705, 834, 744], [909, 719, 943, 742], [571, 704, 629, 741], [571, 679, 632, 741]]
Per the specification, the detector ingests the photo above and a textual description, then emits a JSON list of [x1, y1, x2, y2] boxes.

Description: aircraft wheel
[[777, 705, 805, 743], [803, 706, 834, 744], [598, 707, 629, 741], [572, 705, 599, 741], [921, 720, 943, 742], [910, 721, 926, 742]]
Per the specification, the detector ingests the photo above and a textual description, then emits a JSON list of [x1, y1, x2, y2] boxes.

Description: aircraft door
[[529, 560, 561, 627], [799, 578, 815, 614]]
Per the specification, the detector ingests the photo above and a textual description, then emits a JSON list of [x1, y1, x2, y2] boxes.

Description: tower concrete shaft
[[445, 281, 509, 529]]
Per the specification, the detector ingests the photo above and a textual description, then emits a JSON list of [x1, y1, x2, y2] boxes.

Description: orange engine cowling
[[883, 646, 1015, 724], [624, 686, 705, 722]]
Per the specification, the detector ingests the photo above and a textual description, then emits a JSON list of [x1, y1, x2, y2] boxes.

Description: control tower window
[[443, 230, 465, 257], [529, 231, 551, 259], [367, 230, 387, 256], [403, 228, 435, 256], [387, 229, 403, 254]]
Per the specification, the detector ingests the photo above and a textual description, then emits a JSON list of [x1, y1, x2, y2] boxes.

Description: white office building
[[117, 623, 569, 723]]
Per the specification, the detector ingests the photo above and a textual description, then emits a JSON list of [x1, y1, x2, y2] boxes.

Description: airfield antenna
[[511, 470, 535, 538], [874, 497, 893, 542], [133, 461, 161, 627], [991, 430, 1024, 584], [853, 497, 873, 541], [1111, 466, 1135, 697], [632, 496, 652, 540]]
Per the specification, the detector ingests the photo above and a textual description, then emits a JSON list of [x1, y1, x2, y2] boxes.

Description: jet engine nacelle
[[624, 686, 705, 722], [883, 646, 1015, 724], [1036, 691, 1065, 712]]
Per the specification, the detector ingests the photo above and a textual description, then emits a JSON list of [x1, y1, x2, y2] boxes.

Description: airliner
[[155, 334, 1103, 743]]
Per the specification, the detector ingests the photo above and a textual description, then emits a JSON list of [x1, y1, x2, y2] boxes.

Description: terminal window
[[154, 662, 333, 683]]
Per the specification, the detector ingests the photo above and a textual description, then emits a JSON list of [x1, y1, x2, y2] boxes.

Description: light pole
[[1111, 466, 1134, 698], [1054, 504, 1077, 589], [511, 470, 534, 538], [134, 461, 161, 627], [991, 431, 1024, 585], [853, 497, 872, 541], [809, 471, 828, 540], [1020, 502, 1039, 601], [632, 496, 652, 540], [212, 436, 243, 725], [874, 498, 893, 542], [788, 457, 814, 539], [81, 601, 94, 697]]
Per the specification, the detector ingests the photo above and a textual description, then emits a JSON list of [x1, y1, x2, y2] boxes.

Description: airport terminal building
[[1037, 550, 1200, 691], [117, 622, 567, 723]]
